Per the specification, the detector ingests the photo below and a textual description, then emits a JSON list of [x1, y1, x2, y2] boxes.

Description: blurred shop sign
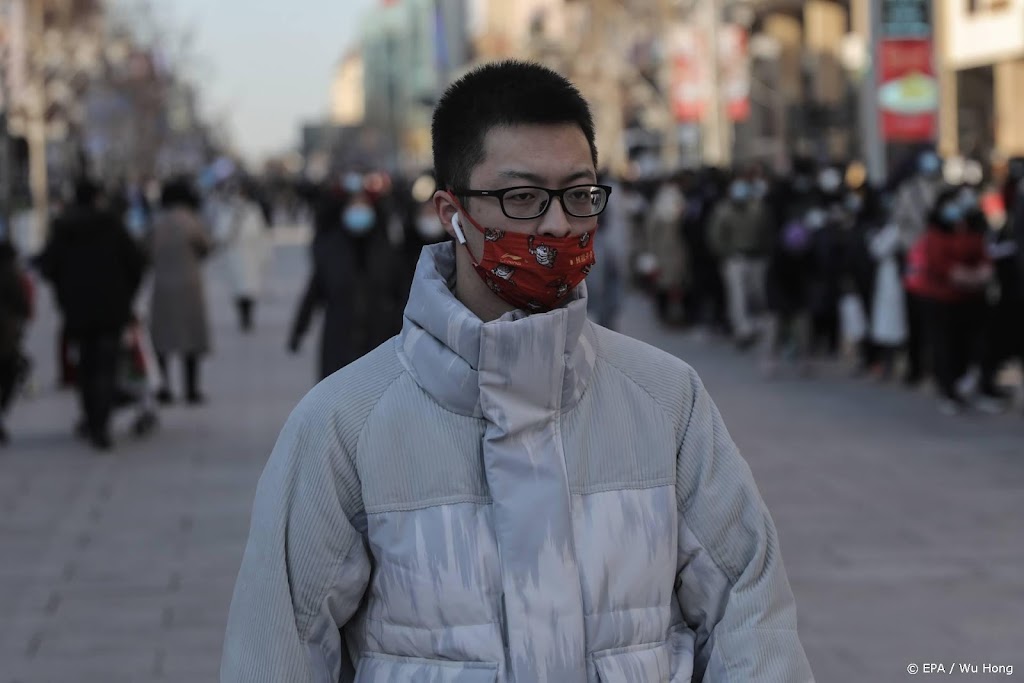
[[878, 0, 936, 142], [878, 39, 938, 141], [669, 25, 706, 122], [721, 25, 750, 122]]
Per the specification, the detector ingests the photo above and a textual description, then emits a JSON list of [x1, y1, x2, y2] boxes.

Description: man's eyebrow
[[497, 169, 597, 185]]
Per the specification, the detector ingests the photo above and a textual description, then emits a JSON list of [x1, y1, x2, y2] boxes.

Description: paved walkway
[[1, 239, 1021, 682]]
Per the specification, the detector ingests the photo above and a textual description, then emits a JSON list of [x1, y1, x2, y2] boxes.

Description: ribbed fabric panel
[[358, 374, 489, 514], [560, 359, 677, 495], [222, 339, 405, 683], [299, 339, 407, 519], [589, 326, 695, 442], [674, 372, 816, 682]]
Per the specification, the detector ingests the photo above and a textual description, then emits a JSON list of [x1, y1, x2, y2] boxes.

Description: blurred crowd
[[623, 150, 1024, 417], [2, 147, 1023, 450]]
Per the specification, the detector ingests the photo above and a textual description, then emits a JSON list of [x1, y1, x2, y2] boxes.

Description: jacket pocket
[[593, 626, 696, 683], [593, 641, 670, 682], [354, 652, 499, 683]]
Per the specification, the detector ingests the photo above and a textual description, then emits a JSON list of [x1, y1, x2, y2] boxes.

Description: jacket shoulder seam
[[598, 354, 679, 431], [353, 363, 408, 458]]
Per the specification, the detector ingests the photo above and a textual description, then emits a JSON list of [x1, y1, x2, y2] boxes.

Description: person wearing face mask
[[917, 189, 993, 415], [644, 172, 689, 325], [708, 175, 772, 347], [971, 184, 1024, 413], [220, 180, 273, 333], [225, 61, 812, 683], [288, 179, 404, 380], [893, 150, 944, 249], [147, 178, 213, 407]]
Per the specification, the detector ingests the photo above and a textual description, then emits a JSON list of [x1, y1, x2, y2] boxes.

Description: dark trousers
[[0, 353, 20, 415], [925, 299, 984, 401], [236, 297, 254, 332], [980, 297, 1024, 394], [157, 353, 202, 397], [904, 292, 928, 384], [74, 333, 120, 438]]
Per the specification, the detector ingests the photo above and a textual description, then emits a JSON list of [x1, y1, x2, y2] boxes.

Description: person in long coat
[[288, 183, 404, 381], [644, 175, 688, 325], [36, 180, 146, 450], [221, 182, 272, 332], [148, 179, 213, 404]]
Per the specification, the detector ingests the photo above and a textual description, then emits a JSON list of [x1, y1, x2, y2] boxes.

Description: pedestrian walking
[[148, 178, 213, 405], [224, 60, 812, 683], [893, 150, 944, 249], [917, 190, 993, 415], [0, 239, 32, 446], [287, 181, 404, 380], [586, 169, 629, 329], [644, 173, 688, 325], [763, 207, 815, 377], [36, 179, 146, 450], [221, 181, 273, 333], [868, 221, 908, 377], [709, 176, 772, 347]]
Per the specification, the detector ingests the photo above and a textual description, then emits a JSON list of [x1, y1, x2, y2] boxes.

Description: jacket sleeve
[[675, 373, 814, 682], [221, 394, 372, 682]]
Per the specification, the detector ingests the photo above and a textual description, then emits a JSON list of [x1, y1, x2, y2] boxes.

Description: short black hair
[[432, 60, 598, 191]]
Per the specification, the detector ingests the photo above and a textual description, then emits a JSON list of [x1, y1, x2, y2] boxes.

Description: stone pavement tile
[[3, 651, 157, 683], [163, 595, 234, 631]]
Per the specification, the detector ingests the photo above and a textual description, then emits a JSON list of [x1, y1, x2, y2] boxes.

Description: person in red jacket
[[917, 189, 992, 414]]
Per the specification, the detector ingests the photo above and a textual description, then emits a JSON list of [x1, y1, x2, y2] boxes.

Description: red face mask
[[450, 198, 597, 313]]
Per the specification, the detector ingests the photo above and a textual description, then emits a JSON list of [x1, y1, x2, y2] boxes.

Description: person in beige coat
[[644, 175, 689, 325], [148, 178, 212, 405]]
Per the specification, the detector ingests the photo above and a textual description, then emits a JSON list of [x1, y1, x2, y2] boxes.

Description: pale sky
[[160, 0, 376, 163]]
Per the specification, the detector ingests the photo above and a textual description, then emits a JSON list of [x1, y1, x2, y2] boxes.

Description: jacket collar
[[398, 242, 596, 418]]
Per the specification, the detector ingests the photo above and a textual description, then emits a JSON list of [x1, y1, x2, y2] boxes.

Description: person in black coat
[[37, 179, 147, 450], [288, 181, 405, 381], [0, 240, 31, 445]]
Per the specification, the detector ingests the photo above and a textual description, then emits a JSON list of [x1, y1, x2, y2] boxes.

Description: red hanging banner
[[878, 38, 938, 142]]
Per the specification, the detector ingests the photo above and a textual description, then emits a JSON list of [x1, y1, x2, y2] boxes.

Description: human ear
[[433, 190, 460, 240]]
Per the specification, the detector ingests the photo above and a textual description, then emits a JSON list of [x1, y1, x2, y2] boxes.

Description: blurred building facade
[[304, 0, 1024, 179], [1, 0, 223, 242]]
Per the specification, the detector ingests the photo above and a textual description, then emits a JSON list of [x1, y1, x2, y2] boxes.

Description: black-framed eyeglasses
[[453, 184, 613, 220]]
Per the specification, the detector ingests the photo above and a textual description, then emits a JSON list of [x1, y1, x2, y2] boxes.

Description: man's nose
[[538, 197, 572, 237]]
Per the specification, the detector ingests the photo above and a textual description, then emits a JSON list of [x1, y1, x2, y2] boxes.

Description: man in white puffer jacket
[[222, 60, 814, 683]]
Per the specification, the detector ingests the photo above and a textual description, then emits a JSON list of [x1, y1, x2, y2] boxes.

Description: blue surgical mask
[[806, 209, 827, 230], [343, 173, 364, 194], [939, 203, 964, 225], [958, 189, 979, 211], [919, 153, 941, 177], [343, 204, 375, 234], [844, 194, 863, 214], [730, 181, 751, 202]]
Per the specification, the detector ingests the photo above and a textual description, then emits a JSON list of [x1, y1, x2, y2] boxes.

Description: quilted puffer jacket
[[222, 242, 814, 683]]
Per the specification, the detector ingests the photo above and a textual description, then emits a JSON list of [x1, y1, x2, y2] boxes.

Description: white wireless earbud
[[451, 214, 467, 245]]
